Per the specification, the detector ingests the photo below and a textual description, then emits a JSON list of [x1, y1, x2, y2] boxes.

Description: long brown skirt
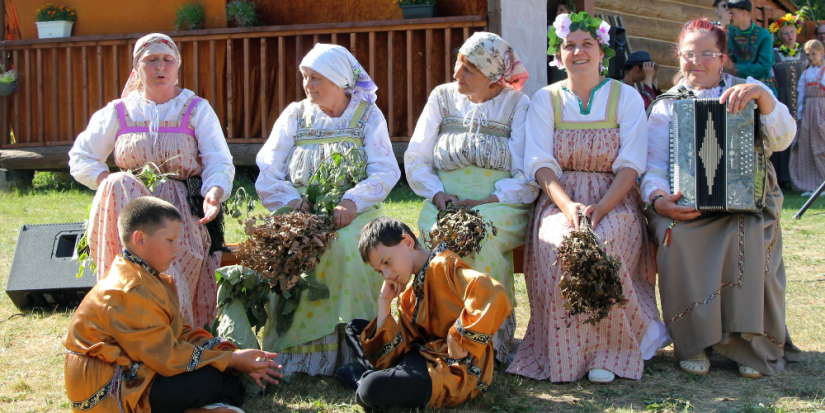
[[645, 167, 800, 375]]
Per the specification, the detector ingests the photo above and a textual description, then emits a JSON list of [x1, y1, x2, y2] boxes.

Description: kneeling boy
[[64, 197, 282, 413], [336, 217, 513, 411]]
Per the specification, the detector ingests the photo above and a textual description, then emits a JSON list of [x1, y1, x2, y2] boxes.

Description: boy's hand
[[228, 349, 284, 388], [446, 332, 468, 359], [379, 280, 404, 303]]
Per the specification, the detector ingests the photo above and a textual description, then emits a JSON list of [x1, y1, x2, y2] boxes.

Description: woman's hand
[[433, 192, 460, 210], [198, 187, 224, 224], [333, 199, 357, 228], [228, 349, 283, 389], [96, 171, 111, 186], [652, 191, 701, 221], [446, 333, 469, 359], [583, 203, 609, 229], [643, 62, 656, 87], [720, 83, 775, 115], [559, 200, 586, 230], [287, 198, 312, 213], [455, 195, 499, 210]]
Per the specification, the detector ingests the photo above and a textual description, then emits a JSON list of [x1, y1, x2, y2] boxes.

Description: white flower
[[596, 21, 611, 45], [553, 14, 572, 39]]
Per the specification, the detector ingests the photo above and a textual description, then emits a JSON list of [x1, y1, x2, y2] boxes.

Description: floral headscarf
[[548, 12, 615, 75], [458, 32, 529, 91], [300, 44, 378, 104], [121, 33, 182, 99]]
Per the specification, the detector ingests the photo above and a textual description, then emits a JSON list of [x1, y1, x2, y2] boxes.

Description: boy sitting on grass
[[64, 197, 282, 413], [335, 216, 512, 411]]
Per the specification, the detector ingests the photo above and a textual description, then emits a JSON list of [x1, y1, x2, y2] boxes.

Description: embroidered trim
[[764, 211, 780, 280], [454, 319, 493, 345], [121, 362, 142, 381], [368, 332, 403, 361], [70, 364, 123, 411], [187, 346, 204, 371], [439, 355, 489, 393], [122, 249, 159, 277], [763, 331, 784, 349], [200, 337, 225, 350], [411, 243, 448, 323], [561, 78, 611, 115]]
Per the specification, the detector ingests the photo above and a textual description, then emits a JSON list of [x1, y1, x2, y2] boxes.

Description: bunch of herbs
[[424, 202, 497, 258], [226, 0, 263, 27], [173, 1, 206, 31]]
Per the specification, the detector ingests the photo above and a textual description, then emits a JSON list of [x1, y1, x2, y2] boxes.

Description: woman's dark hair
[[713, 0, 727, 8], [673, 18, 733, 83], [358, 216, 421, 262]]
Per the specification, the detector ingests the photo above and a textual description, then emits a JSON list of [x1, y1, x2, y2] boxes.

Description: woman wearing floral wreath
[[643, 18, 800, 378], [769, 12, 808, 187], [506, 12, 668, 384], [69, 33, 234, 329], [255, 44, 400, 376], [790, 39, 825, 195], [404, 31, 537, 364]]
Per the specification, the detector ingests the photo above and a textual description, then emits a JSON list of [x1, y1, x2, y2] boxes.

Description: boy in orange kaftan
[[334, 217, 513, 411], [63, 197, 282, 413]]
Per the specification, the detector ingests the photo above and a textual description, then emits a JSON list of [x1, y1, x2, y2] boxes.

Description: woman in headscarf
[[69, 33, 234, 329], [404, 31, 536, 364], [255, 44, 400, 376], [507, 12, 668, 384]]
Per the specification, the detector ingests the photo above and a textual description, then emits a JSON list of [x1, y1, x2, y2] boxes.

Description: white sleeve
[[524, 88, 562, 181], [404, 90, 444, 201], [342, 107, 401, 212], [796, 71, 806, 120], [494, 94, 540, 204], [191, 100, 234, 201], [640, 99, 674, 203], [612, 85, 648, 176], [68, 102, 119, 190], [745, 77, 796, 152], [255, 103, 302, 211]]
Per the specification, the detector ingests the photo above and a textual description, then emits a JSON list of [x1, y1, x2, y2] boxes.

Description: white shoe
[[679, 351, 710, 375], [738, 363, 764, 379], [801, 191, 814, 197], [588, 368, 615, 383], [186, 404, 245, 413]]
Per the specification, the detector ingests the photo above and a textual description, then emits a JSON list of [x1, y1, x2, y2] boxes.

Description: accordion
[[669, 98, 767, 213]]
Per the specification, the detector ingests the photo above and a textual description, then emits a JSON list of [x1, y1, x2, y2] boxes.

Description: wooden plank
[[243, 38, 250, 139], [278, 37, 285, 114], [594, 0, 713, 23], [445, 28, 451, 82], [82, 47, 89, 124], [350, 33, 357, 57], [24, 49, 31, 144], [296, 36, 303, 101], [226, 39, 234, 139], [369, 32, 376, 77], [313, 34, 319, 45], [628, 36, 678, 67], [406, 30, 413, 138], [209, 40, 216, 104], [36, 48, 43, 143], [66, 46, 73, 140], [260, 38, 268, 139], [12, 50, 20, 145], [596, 9, 683, 43], [331, 33, 337, 44], [463, 27, 469, 41], [177, 43, 184, 90], [387, 31, 394, 136], [96, 45, 103, 110], [425, 29, 432, 95], [192, 40, 199, 95], [112, 44, 118, 101], [0, 98, 6, 146], [52, 48, 59, 142]]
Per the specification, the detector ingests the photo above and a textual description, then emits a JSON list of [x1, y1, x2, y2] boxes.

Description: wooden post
[[260, 37, 268, 139], [487, 0, 502, 35]]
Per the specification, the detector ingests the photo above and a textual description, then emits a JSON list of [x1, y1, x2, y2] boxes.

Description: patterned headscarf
[[458, 32, 529, 91], [121, 33, 182, 99], [300, 44, 378, 104]]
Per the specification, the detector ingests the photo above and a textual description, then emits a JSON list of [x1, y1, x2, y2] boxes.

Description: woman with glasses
[[642, 18, 800, 379]]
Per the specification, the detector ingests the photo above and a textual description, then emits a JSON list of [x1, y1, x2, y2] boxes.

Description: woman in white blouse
[[404, 32, 536, 364], [68, 33, 234, 329], [790, 39, 825, 195], [255, 44, 400, 376], [642, 18, 800, 379], [507, 12, 667, 384]]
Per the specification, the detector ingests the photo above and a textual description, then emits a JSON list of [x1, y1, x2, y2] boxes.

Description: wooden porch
[[0, 16, 487, 170]]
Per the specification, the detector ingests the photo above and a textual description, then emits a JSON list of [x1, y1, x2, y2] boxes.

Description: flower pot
[[400, 4, 436, 19], [36, 21, 74, 39], [0, 82, 15, 97]]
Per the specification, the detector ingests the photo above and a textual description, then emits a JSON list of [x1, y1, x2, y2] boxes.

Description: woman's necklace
[[778, 43, 800, 57]]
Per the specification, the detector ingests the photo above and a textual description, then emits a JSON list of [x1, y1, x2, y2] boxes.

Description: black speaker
[[606, 26, 627, 81], [5, 222, 97, 310]]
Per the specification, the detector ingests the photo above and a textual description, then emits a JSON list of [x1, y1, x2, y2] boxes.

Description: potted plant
[[226, 0, 264, 28], [397, 0, 437, 19], [174, 1, 206, 31], [35, 3, 77, 39], [0, 67, 16, 97]]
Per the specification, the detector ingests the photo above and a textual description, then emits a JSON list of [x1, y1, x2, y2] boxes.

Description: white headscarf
[[299, 44, 378, 104]]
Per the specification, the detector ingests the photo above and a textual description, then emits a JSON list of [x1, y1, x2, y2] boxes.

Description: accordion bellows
[[669, 98, 767, 213]]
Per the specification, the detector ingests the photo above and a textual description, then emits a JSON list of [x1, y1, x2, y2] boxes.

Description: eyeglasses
[[679, 51, 725, 62]]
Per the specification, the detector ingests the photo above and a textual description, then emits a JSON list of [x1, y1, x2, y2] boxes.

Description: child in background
[[334, 217, 512, 411], [790, 40, 825, 196], [64, 197, 282, 413]]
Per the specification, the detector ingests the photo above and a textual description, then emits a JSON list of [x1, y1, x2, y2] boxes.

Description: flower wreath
[[778, 43, 801, 57], [548, 12, 616, 76], [768, 11, 805, 47]]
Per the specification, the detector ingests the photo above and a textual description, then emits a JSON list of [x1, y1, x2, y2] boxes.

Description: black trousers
[[345, 319, 432, 412], [148, 366, 244, 413]]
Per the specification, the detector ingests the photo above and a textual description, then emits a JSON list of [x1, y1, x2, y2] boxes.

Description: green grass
[[1, 172, 824, 412]]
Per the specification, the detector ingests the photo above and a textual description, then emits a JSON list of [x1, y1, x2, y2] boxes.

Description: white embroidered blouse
[[641, 74, 797, 203], [796, 65, 825, 119], [68, 89, 234, 201], [255, 98, 400, 213], [404, 84, 537, 204], [524, 80, 649, 181]]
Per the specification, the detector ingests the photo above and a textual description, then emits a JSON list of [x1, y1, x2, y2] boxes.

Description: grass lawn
[[0, 172, 823, 412]]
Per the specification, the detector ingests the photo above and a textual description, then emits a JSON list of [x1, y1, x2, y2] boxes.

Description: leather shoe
[[335, 363, 367, 390]]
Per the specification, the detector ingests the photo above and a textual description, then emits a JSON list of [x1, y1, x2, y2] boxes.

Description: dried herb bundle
[[425, 202, 497, 258], [555, 214, 626, 326]]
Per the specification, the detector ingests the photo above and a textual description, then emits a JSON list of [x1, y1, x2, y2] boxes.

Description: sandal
[[679, 351, 710, 375], [738, 363, 764, 379]]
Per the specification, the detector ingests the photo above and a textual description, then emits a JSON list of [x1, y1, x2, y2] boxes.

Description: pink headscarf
[[458, 32, 529, 91], [121, 33, 182, 99]]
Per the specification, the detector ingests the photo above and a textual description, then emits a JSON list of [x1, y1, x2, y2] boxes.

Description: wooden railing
[[0, 16, 487, 158]]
